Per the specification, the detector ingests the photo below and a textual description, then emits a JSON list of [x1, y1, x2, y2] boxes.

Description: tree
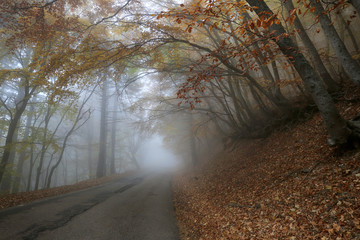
[[157, 0, 359, 145], [12, 104, 34, 193], [46, 85, 95, 188], [0, 76, 36, 184], [349, 0, 360, 16], [0, 1, 85, 184], [109, 93, 118, 175], [34, 103, 52, 190], [282, 0, 340, 92], [96, 78, 109, 178], [309, 0, 360, 84]]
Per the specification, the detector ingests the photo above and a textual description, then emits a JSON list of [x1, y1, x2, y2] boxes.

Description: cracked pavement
[[0, 173, 179, 240]]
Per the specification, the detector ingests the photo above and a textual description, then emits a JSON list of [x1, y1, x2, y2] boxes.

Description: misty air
[[1, 0, 360, 239]]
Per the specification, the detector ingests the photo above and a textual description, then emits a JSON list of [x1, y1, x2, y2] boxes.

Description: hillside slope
[[173, 90, 360, 239]]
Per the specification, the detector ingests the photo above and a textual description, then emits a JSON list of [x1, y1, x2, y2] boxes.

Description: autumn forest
[[0, 0, 360, 238]]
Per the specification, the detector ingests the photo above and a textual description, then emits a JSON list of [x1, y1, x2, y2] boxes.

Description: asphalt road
[[0, 173, 179, 240]]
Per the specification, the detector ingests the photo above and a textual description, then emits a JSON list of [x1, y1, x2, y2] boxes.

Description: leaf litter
[[173, 85, 360, 239], [0, 172, 134, 209]]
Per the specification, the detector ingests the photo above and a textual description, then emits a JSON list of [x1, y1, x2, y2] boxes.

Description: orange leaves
[[289, 8, 297, 16], [287, 15, 297, 25], [174, 94, 360, 239], [1, 0, 82, 56], [249, 21, 255, 30], [286, 7, 301, 26], [246, 11, 280, 31]]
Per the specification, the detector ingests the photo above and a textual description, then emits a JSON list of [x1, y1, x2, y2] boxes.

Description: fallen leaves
[[0, 172, 134, 209], [173, 83, 360, 239]]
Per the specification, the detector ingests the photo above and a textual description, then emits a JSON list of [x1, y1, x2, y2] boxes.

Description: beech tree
[[349, 0, 360, 15], [0, 1, 84, 184], [242, 1, 350, 144], [309, 0, 360, 85], [282, 0, 340, 92], [156, 0, 360, 145], [96, 77, 109, 178], [45, 85, 95, 188], [1, 0, 359, 192], [12, 105, 34, 193]]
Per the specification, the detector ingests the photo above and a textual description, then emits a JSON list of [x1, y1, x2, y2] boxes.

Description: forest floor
[[0, 172, 134, 209], [173, 84, 360, 239]]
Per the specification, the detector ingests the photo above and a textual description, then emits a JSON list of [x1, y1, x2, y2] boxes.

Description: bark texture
[[349, 0, 360, 16], [0, 84, 34, 184], [96, 80, 108, 178], [311, 0, 360, 84], [13, 105, 34, 193], [283, 0, 340, 91], [246, 0, 351, 144]]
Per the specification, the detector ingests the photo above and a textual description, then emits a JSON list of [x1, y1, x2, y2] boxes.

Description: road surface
[[0, 173, 179, 240]]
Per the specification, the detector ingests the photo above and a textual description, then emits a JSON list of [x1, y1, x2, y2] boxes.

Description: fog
[[0, 0, 223, 194], [137, 135, 181, 172]]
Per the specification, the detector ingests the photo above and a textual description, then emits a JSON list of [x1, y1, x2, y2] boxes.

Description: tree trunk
[[0, 126, 18, 193], [46, 89, 93, 188], [46, 129, 72, 188], [200, 93, 235, 134], [227, 76, 248, 124], [349, 0, 360, 16], [283, 0, 340, 91], [0, 84, 33, 184], [207, 81, 242, 131], [270, 59, 291, 106], [246, 0, 351, 144], [338, 12, 359, 53], [110, 96, 117, 175], [96, 80, 108, 178], [26, 144, 35, 192], [43, 153, 55, 189], [311, 0, 360, 84], [87, 128, 94, 178], [75, 151, 79, 183], [13, 105, 34, 193], [34, 106, 51, 190], [234, 78, 256, 121]]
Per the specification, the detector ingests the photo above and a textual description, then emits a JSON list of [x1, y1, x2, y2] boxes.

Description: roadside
[[0, 174, 143, 239], [173, 90, 360, 239], [0, 171, 135, 210]]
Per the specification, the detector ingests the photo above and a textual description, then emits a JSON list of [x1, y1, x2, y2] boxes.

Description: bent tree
[[245, 0, 355, 145], [309, 0, 360, 85], [282, 0, 340, 92], [158, 0, 360, 145]]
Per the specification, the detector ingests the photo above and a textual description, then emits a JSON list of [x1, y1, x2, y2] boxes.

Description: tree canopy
[[0, 0, 360, 192]]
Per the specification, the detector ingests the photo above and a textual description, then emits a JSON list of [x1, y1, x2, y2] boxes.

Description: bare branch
[[0, 97, 13, 120], [84, 0, 132, 31]]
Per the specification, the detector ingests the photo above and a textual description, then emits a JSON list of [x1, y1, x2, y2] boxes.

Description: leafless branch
[[84, 0, 132, 31], [0, 97, 13, 120]]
